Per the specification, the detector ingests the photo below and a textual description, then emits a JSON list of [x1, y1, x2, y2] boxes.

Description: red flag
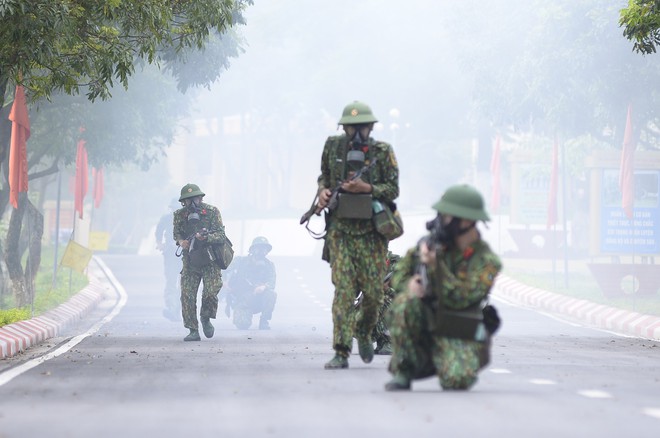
[[490, 134, 501, 213], [619, 104, 635, 219], [8, 85, 30, 209], [75, 139, 88, 219], [546, 138, 559, 229], [92, 167, 104, 208]]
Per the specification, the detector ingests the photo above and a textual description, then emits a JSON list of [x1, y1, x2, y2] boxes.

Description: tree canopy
[[620, 0, 660, 54]]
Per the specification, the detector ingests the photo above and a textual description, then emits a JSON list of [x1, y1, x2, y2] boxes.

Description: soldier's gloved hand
[[341, 176, 372, 194], [179, 239, 190, 250], [418, 240, 436, 265], [407, 274, 425, 298], [317, 188, 332, 209]]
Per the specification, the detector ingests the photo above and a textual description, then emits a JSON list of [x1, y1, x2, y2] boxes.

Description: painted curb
[[493, 274, 660, 341], [0, 260, 107, 360]]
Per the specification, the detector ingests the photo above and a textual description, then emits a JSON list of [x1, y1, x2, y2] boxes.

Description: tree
[[0, 0, 252, 307], [620, 0, 660, 54]]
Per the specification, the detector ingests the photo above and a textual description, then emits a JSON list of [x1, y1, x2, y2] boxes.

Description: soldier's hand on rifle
[[195, 231, 207, 241], [418, 239, 436, 265], [179, 239, 191, 250], [317, 187, 332, 210], [341, 174, 372, 193], [407, 274, 425, 298]]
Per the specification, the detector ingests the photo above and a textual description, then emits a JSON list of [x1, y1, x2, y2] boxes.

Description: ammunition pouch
[[432, 304, 501, 342], [434, 310, 488, 342], [188, 244, 214, 269], [334, 193, 373, 219]]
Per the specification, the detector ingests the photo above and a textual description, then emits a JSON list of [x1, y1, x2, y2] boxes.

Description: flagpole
[[560, 140, 569, 289], [52, 162, 62, 289]]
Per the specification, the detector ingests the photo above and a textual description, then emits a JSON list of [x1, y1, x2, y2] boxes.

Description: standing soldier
[[385, 184, 502, 391], [173, 183, 227, 342], [316, 101, 400, 369], [156, 199, 181, 321]]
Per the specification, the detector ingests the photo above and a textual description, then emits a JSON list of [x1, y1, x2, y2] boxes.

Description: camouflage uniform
[[225, 253, 277, 330], [320, 128, 399, 363], [173, 201, 226, 334], [387, 239, 502, 389], [155, 207, 180, 320]]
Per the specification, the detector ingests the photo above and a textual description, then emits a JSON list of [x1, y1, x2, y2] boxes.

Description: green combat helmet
[[432, 184, 490, 221], [179, 183, 205, 202], [249, 236, 272, 253], [338, 101, 378, 125]]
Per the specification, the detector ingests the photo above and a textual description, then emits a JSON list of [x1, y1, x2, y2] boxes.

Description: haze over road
[[0, 254, 659, 437]]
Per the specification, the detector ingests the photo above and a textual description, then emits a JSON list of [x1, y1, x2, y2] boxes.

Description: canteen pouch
[[372, 201, 404, 240], [334, 193, 373, 219]]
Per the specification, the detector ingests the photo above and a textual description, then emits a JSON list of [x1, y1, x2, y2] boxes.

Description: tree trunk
[[4, 194, 44, 308]]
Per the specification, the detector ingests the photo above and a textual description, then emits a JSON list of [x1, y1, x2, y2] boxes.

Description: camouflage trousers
[[327, 229, 387, 357], [180, 262, 223, 331], [387, 292, 488, 390]]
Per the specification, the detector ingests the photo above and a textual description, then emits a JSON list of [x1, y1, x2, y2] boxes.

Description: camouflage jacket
[[173, 202, 226, 261], [317, 134, 399, 235], [391, 238, 502, 310], [227, 255, 276, 294]]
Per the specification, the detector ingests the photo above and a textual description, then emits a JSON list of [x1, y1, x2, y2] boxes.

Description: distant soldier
[[173, 183, 227, 342], [156, 199, 181, 321], [224, 236, 277, 330], [386, 184, 502, 391], [315, 101, 400, 369]]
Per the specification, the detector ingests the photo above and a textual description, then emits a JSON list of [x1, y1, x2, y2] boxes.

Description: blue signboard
[[600, 169, 660, 254]]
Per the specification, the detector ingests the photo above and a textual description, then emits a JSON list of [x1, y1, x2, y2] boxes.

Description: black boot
[[184, 329, 201, 342]]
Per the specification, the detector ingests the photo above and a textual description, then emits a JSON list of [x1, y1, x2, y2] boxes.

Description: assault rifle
[[299, 158, 377, 227], [175, 227, 212, 257]]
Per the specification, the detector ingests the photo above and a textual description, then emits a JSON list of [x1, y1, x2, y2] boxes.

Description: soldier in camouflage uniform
[[385, 184, 502, 390], [316, 101, 399, 369], [156, 199, 182, 321], [372, 251, 400, 355], [224, 236, 277, 330], [173, 183, 227, 342]]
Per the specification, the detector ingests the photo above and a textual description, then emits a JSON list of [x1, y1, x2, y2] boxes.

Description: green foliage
[[620, 0, 660, 54], [0, 245, 89, 326], [0, 307, 30, 326], [0, 0, 251, 102]]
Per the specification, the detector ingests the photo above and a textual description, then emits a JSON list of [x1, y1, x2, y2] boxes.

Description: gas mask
[[426, 214, 474, 249]]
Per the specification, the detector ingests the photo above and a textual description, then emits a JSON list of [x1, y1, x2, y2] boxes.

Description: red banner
[[75, 139, 88, 219], [546, 139, 559, 229], [8, 85, 30, 209], [490, 134, 501, 213], [92, 167, 104, 208]]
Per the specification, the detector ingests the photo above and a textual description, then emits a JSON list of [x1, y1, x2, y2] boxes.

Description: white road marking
[[577, 390, 613, 399], [529, 379, 557, 385], [643, 408, 660, 420], [0, 257, 127, 387], [489, 368, 512, 374]]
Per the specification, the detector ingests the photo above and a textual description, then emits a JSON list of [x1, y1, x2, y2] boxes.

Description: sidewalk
[[0, 259, 108, 360], [493, 274, 660, 341]]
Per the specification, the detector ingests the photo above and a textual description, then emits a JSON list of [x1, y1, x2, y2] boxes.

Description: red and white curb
[[0, 262, 108, 360], [493, 274, 660, 341]]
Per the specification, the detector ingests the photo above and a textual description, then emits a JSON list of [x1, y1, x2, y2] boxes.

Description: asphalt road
[[0, 254, 659, 438]]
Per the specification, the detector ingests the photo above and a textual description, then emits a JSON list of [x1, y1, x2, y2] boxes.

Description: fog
[[84, 1, 659, 276]]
